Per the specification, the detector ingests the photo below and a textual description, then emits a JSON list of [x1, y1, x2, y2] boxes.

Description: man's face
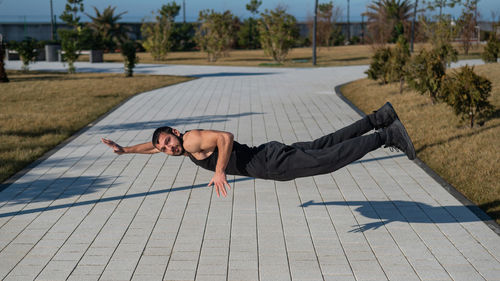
[[156, 132, 183, 156]]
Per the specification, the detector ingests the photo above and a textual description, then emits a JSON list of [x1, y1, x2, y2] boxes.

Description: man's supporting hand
[[208, 171, 231, 198], [101, 138, 126, 154]]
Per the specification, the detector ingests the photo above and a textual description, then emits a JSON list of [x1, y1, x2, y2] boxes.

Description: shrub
[[59, 0, 85, 73], [481, 34, 499, 63], [195, 10, 237, 62], [365, 47, 392, 84], [141, 2, 180, 61], [406, 48, 446, 104], [11, 38, 40, 72], [58, 29, 81, 74], [390, 35, 410, 93], [441, 65, 493, 128], [121, 41, 138, 77], [258, 6, 298, 63]]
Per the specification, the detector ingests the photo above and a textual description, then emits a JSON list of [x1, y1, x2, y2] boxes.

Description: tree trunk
[[470, 106, 474, 128]]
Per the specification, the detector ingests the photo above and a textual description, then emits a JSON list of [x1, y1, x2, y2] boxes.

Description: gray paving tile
[[1, 61, 498, 281]]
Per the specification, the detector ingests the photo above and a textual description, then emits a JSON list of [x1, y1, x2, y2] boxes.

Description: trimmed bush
[[10, 38, 40, 72], [365, 47, 392, 84], [390, 36, 410, 94], [482, 34, 499, 63], [406, 48, 446, 104], [121, 41, 138, 77], [441, 65, 493, 128]]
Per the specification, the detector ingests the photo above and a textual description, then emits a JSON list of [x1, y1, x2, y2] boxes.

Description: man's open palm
[[208, 172, 231, 198]]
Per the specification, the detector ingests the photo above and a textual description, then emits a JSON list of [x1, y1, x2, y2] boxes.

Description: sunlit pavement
[[2, 60, 499, 281]]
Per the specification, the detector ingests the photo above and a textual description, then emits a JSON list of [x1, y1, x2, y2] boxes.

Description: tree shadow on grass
[[416, 122, 500, 153], [0, 176, 254, 218], [301, 200, 489, 232]]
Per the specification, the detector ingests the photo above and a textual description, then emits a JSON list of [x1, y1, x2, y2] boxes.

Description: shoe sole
[[393, 119, 416, 160]]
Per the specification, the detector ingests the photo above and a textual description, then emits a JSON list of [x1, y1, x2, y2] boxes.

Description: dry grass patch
[[0, 71, 192, 184], [98, 43, 483, 67], [341, 63, 499, 224]]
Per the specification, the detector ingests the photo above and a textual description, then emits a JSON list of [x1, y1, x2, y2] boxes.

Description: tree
[[364, 0, 414, 44], [196, 10, 237, 62], [237, 0, 262, 49], [141, 2, 180, 61], [0, 40, 9, 82], [481, 32, 499, 63], [391, 35, 410, 93], [11, 38, 40, 72], [60, 0, 84, 28], [420, 15, 458, 70], [308, 2, 342, 48], [366, 47, 393, 84], [441, 65, 493, 128], [59, 0, 85, 73], [121, 41, 138, 77], [258, 6, 299, 63], [406, 48, 446, 104], [422, 0, 461, 17], [86, 6, 129, 52], [457, 0, 478, 55]]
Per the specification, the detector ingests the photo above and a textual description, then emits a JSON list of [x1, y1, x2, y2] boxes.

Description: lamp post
[[50, 0, 55, 40], [183, 0, 186, 23], [347, 0, 350, 43], [313, 0, 318, 65]]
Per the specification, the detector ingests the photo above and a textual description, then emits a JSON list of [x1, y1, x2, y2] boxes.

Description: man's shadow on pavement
[[301, 200, 489, 233]]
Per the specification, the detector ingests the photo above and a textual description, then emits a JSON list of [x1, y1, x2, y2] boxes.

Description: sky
[[0, 0, 499, 23]]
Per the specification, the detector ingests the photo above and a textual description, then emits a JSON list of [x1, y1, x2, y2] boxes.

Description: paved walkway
[[2, 61, 499, 281]]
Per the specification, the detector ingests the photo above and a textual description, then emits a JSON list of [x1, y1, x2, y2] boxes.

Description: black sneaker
[[384, 119, 416, 160], [370, 102, 400, 129]]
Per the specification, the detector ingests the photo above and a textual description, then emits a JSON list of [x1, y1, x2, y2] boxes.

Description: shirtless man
[[102, 102, 415, 198]]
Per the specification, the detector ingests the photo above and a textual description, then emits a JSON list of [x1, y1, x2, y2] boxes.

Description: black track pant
[[252, 117, 385, 181]]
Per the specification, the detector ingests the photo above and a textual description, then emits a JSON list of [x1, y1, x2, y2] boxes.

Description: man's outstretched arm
[[101, 138, 159, 154]]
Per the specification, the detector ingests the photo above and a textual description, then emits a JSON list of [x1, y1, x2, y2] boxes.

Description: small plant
[[121, 41, 138, 77], [406, 48, 446, 104], [482, 34, 499, 63], [0, 40, 9, 82], [11, 38, 40, 72], [365, 47, 392, 84], [441, 65, 493, 128], [258, 6, 298, 63]]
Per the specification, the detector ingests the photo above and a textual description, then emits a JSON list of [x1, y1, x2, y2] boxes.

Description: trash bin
[[89, 50, 103, 63], [45, 44, 61, 62]]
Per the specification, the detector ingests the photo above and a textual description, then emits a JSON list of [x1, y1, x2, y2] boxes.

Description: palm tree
[[364, 0, 414, 44], [86, 6, 129, 52]]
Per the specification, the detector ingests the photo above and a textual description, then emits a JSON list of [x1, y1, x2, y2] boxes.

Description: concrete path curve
[[2, 61, 499, 281]]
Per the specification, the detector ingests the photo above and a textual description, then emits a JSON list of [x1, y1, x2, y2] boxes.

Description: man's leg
[[291, 102, 398, 150], [267, 119, 415, 181], [269, 131, 385, 181]]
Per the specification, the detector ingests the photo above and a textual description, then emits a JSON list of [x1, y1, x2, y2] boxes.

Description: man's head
[[152, 126, 185, 156]]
